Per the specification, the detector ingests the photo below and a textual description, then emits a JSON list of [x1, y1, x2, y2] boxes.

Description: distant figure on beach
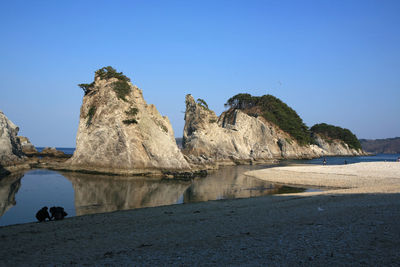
[[35, 206, 51, 222], [50, 206, 68, 220], [323, 157, 327, 165], [344, 160, 348, 165], [398, 157, 400, 162]]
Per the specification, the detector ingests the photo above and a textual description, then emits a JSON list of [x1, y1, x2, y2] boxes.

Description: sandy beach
[[0, 162, 399, 266], [245, 161, 400, 195]]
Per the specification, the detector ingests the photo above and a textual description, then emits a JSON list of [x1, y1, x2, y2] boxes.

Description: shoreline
[[1, 162, 399, 265], [0, 148, 378, 179], [245, 162, 400, 196]]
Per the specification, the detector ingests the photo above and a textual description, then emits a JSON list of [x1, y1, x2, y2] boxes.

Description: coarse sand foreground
[[0, 162, 399, 266], [245, 162, 400, 195]]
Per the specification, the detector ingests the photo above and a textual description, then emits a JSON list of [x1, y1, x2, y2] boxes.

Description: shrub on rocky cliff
[[86, 106, 96, 127], [112, 80, 131, 101], [78, 82, 94, 95], [122, 119, 138, 125], [196, 98, 209, 110], [125, 107, 139, 116], [311, 123, 362, 150], [95, 66, 130, 82], [96, 66, 131, 101], [78, 66, 132, 101], [225, 93, 311, 145], [124, 107, 139, 125]]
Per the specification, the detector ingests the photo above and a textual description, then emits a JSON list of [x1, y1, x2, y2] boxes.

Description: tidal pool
[[0, 164, 306, 226]]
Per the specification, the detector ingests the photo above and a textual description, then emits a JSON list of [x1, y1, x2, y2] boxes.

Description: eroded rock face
[[0, 111, 25, 167], [68, 71, 190, 175], [17, 136, 38, 156], [40, 147, 69, 158], [313, 134, 363, 156], [182, 95, 363, 165]]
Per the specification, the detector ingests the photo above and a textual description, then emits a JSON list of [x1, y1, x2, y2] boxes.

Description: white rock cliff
[[68, 70, 190, 175], [0, 110, 25, 167], [182, 95, 363, 165]]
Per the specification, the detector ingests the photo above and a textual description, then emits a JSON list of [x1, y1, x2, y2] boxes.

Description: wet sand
[[0, 162, 399, 266]]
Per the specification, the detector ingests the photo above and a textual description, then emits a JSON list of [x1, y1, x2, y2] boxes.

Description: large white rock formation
[[182, 95, 363, 165], [0, 110, 25, 167], [68, 69, 190, 175]]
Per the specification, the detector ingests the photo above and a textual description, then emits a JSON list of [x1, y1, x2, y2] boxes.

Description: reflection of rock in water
[[0, 164, 11, 177], [0, 173, 23, 217], [62, 172, 191, 216], [184, 165, 288, 202]]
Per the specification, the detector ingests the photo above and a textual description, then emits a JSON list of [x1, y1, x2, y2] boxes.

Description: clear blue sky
[[0, 0, 399, 147]]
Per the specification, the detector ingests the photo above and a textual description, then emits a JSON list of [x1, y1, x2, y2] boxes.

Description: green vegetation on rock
[[86, 106, 96, 127], [78, 66, 132, 101], [112, 80, 131, 101], [225, 93, 310, 145], [196, 98, 209, 110], [123, 107, 139, 125], [311, 123, 362, 150], [78, 82, 94, 95], [95, 66, 130, 82], [123, 119, 138, 125], [125, 107, 139, 116], [360, 137, 400, 154]]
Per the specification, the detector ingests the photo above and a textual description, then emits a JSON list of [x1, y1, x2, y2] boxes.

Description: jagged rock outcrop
[[40, 147, 69, 158], [68, 67, 190, 176], [182, 95, 364, 165], [17, 136, 38, 156], [0, 111, 25, 167]]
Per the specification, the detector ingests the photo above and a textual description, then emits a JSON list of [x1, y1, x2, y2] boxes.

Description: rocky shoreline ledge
[[0, 162, 399, 265]]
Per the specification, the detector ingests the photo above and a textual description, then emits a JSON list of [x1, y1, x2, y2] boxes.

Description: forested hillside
[[360, 137, 400, 154]]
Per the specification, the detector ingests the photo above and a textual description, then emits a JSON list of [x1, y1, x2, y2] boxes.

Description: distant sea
[[290, 153, 400, 165], [35, 147, 399, 164]]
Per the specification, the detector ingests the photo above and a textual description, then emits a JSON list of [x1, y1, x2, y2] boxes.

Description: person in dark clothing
[[50, 206, 68, 220], [35, 206, 51, 222]]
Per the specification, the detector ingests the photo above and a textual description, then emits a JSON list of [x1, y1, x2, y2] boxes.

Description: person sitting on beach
[[50, 206, 68, 220], [35, 206, 51, 222], [323, 158, 327, 165]]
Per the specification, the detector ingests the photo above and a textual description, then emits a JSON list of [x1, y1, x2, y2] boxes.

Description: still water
[[0, 152, 398, 227], [0, 165, 304, 227]]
